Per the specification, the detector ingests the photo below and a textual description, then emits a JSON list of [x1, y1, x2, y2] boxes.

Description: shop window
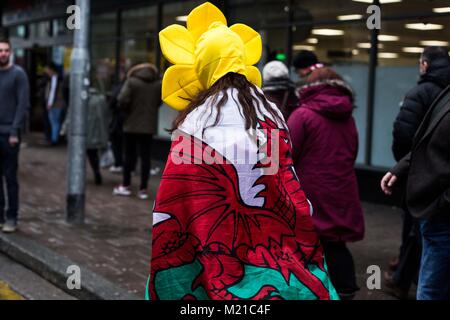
[[91, 12, 117, 40], [29, 21, 51, 38], [91, 42, 116, 94], [372, 16, 450, 167], [377, 0, 450, 16], [9, 25, 27, 38], [156, 0, 204, 139], [121, 6, 157, 71], [13, 48, 26, 67], [91, 12, 118, 94], [52, 18, 73, 37]]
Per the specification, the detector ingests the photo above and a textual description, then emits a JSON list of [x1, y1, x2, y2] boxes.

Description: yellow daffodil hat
[[159, 2, 263, 110]]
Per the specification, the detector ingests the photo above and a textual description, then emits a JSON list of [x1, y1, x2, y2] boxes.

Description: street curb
[[0, 232, 140, 300]]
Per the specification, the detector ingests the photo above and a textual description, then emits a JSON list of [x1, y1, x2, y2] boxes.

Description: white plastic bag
[[100, 143, 115, 168]]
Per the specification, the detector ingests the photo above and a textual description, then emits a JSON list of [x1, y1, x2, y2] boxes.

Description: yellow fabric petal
[[159, 25, 195, 65], [230, 24, 262, 66], [195, 23, 246, 89], [162, 65, 203, 111], [187, 2, 227, 42], [246, 66, 262, 87]]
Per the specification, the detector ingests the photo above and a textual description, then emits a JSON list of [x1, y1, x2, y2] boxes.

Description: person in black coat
[[392, 46, 450, 161], [382, 84, 450, 300], [385, 46, 450, 299]]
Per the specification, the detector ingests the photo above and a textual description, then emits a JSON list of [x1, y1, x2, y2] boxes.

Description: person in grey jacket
[[0, 38, 30, 233], [113, 63, 161, 199], [86, 88, 110, 185]]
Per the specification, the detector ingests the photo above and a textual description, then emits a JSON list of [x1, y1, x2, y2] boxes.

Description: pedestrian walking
[[108, 71, 126, 173], [381, 69, 450, 300], [287, 67, 364, 300], [0, 38, 30, 233], [44, 63, 66, 146], [146, 2, 338, 300], [385, 46, 450, 299], [36, 74, 52, 144], [86, 87, 110, 185], [113, 63, 161, 200], [262, 60, 298, 119], [292, 50, 324, 82]]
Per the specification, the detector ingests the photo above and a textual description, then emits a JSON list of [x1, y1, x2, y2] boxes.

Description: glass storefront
[[91, 12, 117, 94], [3, 0, 450, 169], [121, 6, 157, 69], [293, 21, 371, 163], [372, 15, 450, 167]]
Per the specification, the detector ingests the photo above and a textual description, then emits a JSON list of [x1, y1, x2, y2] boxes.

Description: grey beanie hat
[[263, 60, 290, 82]]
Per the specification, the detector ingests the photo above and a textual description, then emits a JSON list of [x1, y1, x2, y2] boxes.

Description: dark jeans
[[392, 210, 421, 291], [322, 240, 359, 298], [123, 133, 152, 190], [417, 213, 450, 300], [110, 129, 123, 167], [0, 134, 20, 224], [43, 107, 51, 142]]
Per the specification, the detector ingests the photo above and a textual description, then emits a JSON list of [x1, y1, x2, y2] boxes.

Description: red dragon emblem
[[148, 116, 332, 300]]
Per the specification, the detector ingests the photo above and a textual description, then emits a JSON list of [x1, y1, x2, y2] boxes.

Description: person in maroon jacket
[[287, 67, 365, 300]]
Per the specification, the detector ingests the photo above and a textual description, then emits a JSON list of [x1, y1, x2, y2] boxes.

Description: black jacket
[[392, 61, 450, 161], [391, 85, 450, 219]]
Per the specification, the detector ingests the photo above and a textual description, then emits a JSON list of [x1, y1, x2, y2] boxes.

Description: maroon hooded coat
[[287, 80, 364, 242]]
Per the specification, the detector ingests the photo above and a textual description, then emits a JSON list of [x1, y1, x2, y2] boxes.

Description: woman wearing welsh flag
[[146, 2, 338, 300]]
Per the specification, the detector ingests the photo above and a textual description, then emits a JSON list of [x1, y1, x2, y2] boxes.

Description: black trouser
[[393, 209, 422, 291], [110, 129, 123, 167], [86, 148, 101, 178], [322, 240, 359, 298], [123, 133, 152, 190], [0, 134, 20, 224]]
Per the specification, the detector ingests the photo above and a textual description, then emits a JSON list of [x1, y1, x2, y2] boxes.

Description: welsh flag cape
[[146, 88, 338, 300]]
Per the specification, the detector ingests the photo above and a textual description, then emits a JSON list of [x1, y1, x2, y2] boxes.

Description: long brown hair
[[168, 72, 285, 134]]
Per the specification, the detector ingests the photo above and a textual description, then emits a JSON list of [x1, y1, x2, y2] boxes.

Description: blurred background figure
[[36, 73, 52, 144], [0, 38, 30, 233], [287, 67, 364, 300], [262, 60, 298, 120], [292, 50, 324, 84], [86, 87, 110, 186], [386, 46, 450, 299], [43, 63, 66, 146], [108, 68, 126, 174], [113, 63, 161, 200]]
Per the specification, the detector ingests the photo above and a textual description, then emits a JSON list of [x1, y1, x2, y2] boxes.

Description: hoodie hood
[[298, 79, 354, 120], [262, 77, 297, 92], [420, 58, 450, 89], [127, 63, 158, 83]]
